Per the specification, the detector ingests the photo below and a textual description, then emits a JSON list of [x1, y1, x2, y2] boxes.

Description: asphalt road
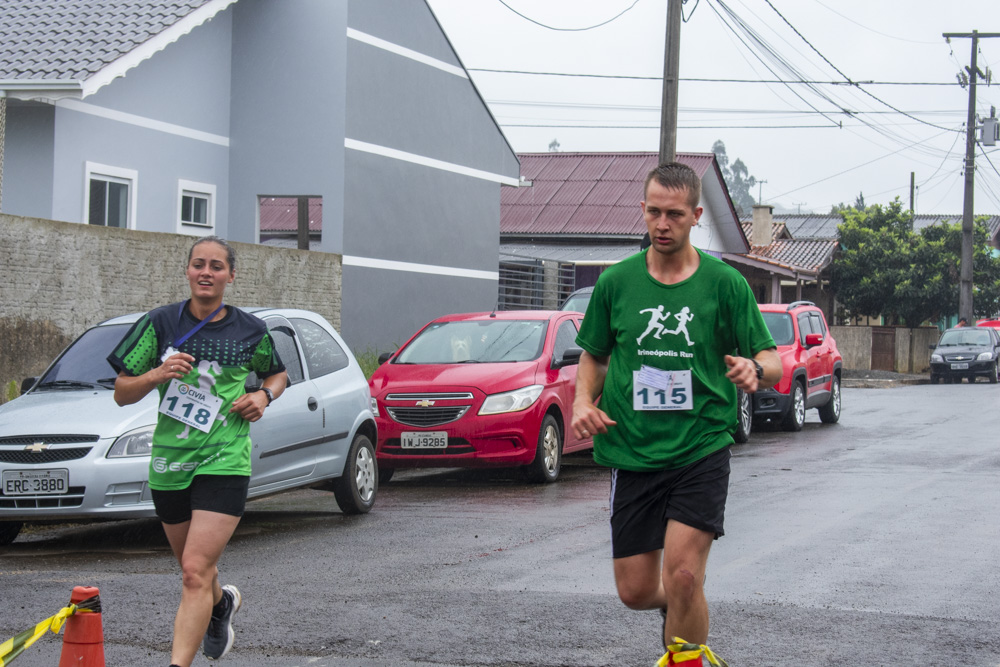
[[1, 383, 998, 666]]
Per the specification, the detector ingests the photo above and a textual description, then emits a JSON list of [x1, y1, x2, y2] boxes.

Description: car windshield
[[396, 320, 549, 364], [561, 292, 592, 313], [762, 312, 795, 346], [938, 330, 992, 347], [34, 323, 131, 390]]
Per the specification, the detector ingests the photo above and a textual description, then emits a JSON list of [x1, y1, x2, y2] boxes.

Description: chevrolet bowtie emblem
[[25, 442, 49, 453], [415, 400, 435, 407]]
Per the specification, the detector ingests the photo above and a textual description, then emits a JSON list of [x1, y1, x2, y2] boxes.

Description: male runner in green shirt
[[572, 162, 781, 652]]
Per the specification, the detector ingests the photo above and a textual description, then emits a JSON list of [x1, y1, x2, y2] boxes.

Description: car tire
[[991, 362, 999, 384], [781, 381, 806, 432], [734, 388, 752, 443], [331, 433, 377, 514], [818, 375, 841, 424], [0, 521, 23, 546], [524, 414, 561, 484], [378, 467, 394, 484], [930, 374, 939, 384]]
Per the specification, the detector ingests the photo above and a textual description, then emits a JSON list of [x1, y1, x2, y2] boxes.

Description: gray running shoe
[[203, 584, 241, 660]]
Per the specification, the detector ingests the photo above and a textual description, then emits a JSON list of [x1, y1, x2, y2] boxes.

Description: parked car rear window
[[397, 320, 548, 364], [761, 313, 794, 346], [292, 318, 350, 377]]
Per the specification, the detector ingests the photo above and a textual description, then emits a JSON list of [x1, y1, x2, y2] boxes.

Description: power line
[[761, 0, 959, 134], [467, 68, 963, 86], [501, 122, 839, 129], [495, 0, 642, 32], [807, 0, 942, 45]]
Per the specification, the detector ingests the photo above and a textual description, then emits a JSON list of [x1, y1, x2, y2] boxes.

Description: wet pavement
[[2, 383, 999, 666]]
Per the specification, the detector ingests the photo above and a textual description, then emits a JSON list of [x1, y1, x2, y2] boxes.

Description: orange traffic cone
[[58, 585, 105, 667]]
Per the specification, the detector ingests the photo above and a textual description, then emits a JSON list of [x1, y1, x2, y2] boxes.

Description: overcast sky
[[426, 0, 1000, 217]]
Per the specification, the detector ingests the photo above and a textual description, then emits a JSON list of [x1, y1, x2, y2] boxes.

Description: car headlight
[[930, 354, 943, 363], [479, 385, 544, 415], [370, 396, 380, 417], [977, 352, 994, 361], [107, 425, 155, 458]]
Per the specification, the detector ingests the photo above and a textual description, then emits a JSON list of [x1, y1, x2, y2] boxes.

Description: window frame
[[176, 179, 217, 234], [83, 162, 138, 229]]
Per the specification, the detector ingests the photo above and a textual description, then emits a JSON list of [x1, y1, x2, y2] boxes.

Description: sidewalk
[[841, 369, 927, 388]]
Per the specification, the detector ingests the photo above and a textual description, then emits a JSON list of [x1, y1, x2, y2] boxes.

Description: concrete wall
[[0, 214, 341, 401], [830, 325, 872, 370], [910, 327, 939, 374], [894, 327, 911, 374]]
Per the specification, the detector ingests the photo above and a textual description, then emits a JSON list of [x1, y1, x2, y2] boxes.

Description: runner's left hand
[[230, 391, 268, 422], [724, 355, 758, 393]]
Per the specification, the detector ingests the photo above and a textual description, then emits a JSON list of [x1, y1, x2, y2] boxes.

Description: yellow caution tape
[[655, 637, 729, 667], [0, 604, 92, 666]]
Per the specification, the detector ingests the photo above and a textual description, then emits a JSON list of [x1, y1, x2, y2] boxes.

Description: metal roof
[[761, 213, 1000, 241], [500, 242, 643, 265], [500, 152, 718, 237], [259, 197, 322, 232]]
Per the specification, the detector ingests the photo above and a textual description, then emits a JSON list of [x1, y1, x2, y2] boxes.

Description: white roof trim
[[0, 79, 84, 102], [346, 28, 467, 79], [81, 0, 238, 99]]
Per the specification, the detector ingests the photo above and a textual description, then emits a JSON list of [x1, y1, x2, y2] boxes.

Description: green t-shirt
[[107, 302, 285, 491], [576, 249, 775, 472]]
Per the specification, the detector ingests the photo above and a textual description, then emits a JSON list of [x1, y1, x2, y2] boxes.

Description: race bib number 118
[[632, 369, 693, 411]]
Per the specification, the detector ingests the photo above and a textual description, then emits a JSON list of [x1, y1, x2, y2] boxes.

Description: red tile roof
[[501, 152, 716, 237]]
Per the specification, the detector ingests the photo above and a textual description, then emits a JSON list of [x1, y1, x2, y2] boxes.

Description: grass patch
[[354, 346, 393, 379]]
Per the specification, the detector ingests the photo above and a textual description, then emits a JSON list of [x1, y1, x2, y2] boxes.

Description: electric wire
[[468, 68, 962, 86], [495, 0, 642, 32], [808, 0, 941, 45]]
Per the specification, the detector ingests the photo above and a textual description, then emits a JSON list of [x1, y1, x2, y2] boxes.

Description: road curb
[[842, 377, 927, 388]]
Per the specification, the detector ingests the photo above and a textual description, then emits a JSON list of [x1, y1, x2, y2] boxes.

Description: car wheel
[[781, 381, 806, 432], [930, 374, 939, 385], [331, 433, 377, 514], [991, 362, 999, 384], [524, 414, 561, 483], [819, 375, 841, 424], [378, 467, 394, 484], [733, 388, 752, 443], [0, 521, 23, 546]]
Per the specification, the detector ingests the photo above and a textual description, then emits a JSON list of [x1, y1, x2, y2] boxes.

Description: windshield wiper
[[35, 380, 105, 390], [96, 377, 119, 387]]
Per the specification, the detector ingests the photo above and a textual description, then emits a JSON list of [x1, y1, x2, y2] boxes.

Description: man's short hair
[[643, 162, 701, 209]]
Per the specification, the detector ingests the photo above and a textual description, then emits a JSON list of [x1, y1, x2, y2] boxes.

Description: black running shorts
[[609, 446, 731, 559], [151, 474, 251, 524]]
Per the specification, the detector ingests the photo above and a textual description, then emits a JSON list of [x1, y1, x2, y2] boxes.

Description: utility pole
[[943, 30, 1000, 323], [757, 179, 767, 205], [909, 172, 915, 214], [658, 0, 682, 164]]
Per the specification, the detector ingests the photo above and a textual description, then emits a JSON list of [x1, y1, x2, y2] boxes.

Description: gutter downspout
[[0, 90, 5, 212]]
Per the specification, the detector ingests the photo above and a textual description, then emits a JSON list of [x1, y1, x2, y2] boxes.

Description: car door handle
[[307, 397, 318, 411]]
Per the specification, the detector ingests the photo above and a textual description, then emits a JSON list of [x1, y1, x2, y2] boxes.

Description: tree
[[548, 138, 560, 153], [829, 192, 867, 214], [712, 140, 757, 217], [832, 199, 1000, 325]]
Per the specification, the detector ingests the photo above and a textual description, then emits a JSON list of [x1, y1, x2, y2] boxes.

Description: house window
[[177, 180, 216, 234], [84, 163, 137, 229]]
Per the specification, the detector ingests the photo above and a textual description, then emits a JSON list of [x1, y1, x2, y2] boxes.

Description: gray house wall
[[228, 1, 348, 251], [2, 102, 54, 218], [341, 0, 519, 351]]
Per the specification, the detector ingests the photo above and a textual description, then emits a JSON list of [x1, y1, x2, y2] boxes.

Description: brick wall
[[0, 214, 341, 400]]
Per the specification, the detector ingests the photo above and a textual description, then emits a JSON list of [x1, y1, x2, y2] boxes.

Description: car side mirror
[[20, 377, 38, 394], [554, 347, 583, 368], [804, 333, 823, 348], [928, 343, 937, 350], [378, 351, 394, 365]]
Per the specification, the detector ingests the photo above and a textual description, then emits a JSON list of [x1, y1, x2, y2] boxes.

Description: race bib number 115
[[632, 369, 693, 411]]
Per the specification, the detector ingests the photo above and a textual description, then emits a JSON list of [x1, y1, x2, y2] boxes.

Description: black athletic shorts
[[151, 474, 251, 525], [609, 446, 731, 559]]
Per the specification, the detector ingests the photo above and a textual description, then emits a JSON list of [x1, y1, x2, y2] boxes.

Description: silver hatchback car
[[0, 308, 378, 545]]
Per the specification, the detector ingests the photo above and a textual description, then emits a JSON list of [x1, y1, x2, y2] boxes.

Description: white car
[[0, 308, 378, 545]]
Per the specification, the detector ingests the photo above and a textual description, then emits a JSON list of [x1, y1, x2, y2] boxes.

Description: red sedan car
[[369, 311, 591, 483]]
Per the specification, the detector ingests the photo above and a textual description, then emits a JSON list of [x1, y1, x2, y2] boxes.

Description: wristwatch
[[751, 359, 764, 380], [260, 387, 275, 405]]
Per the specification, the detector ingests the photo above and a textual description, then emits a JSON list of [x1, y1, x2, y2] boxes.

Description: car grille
[[944, 354, 976, 362], [0, 448, 93, 464], [0, 487, 86, 509], [386, 406, 470, 427], [0, 435, 100, 446]]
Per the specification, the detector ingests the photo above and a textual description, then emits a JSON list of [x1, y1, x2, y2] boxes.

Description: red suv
[[750, 301, 842, 432]]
